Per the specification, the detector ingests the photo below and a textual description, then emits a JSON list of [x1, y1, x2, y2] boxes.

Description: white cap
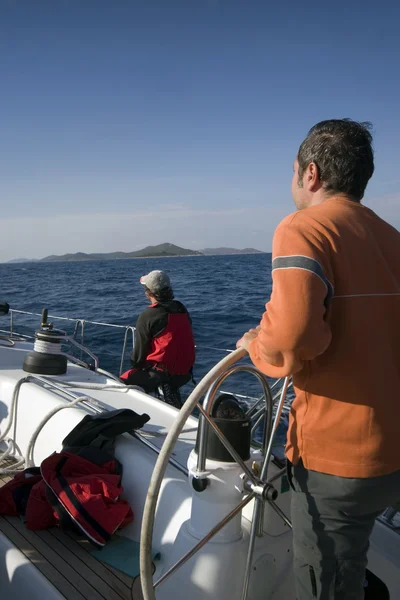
[[140, 270, 171, 293]]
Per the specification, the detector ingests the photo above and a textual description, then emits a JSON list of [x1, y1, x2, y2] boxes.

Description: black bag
[[62, 408, 150, 463]]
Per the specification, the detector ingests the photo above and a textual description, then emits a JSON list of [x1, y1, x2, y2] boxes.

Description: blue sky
[[0, 0, 399, 260]]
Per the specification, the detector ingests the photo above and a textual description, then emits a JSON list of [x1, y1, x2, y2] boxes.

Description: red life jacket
[[0, 454, 133, 546], [41, 452, 133, 547], [146, 312, 195, 375]]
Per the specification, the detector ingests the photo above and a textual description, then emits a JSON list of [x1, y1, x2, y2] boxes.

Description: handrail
[[10, 309, 128, 329], [8, 309, 234, 354], [8, 309, 132, 373], [120, 326, 135, 375], [4, 307, 293, 405], [7, 307, 265, 355], [73, 319, 85, 353]]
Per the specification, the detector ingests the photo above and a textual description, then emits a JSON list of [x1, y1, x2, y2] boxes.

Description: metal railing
[[2, 308, 293, 405], [2, 307, 293, 474], [3, 308, 134, 375], [1, 307, 294, 486]]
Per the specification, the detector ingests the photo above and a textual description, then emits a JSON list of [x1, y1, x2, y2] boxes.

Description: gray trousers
[[288, 459, 400, 600]]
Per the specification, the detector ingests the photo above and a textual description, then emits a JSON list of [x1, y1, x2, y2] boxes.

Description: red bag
[[41, 452, 133, 547]]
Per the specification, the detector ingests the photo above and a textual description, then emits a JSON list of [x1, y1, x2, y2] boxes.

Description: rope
[[34, 339, 62, 354], [0, 438, 25, 474], [0, 369, 147, 474], [24, 396, 93, 468], [0, 336, 15, 347], [0, 376, 99, 474]]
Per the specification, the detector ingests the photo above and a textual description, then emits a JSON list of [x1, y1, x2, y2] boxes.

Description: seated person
[[120, 270, 195, 395]]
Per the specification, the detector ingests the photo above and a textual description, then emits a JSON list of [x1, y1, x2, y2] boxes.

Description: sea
[[0, 254, 292, 451]]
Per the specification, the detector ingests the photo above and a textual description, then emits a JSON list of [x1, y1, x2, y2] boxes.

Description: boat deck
[[0, 469, 141, 600]]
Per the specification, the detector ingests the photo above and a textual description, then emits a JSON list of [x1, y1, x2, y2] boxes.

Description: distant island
[[6, 243, 267, 263], [200, 247, 265, 256], [40, 243, 202, 262], [6, 258, 39, 264]]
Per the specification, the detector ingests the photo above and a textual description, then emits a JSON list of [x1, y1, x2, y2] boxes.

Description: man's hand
[[236, 326, 260, 353]]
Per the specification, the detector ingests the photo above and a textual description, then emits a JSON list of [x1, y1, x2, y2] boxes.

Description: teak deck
[[0, 468, 141, 599]]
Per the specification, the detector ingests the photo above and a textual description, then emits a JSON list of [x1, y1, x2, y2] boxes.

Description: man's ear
[[305, 162, 321, 191]]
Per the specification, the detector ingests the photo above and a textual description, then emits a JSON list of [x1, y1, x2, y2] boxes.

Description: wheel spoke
[[154, 491, 256, 589], [241, 497, 264, 600], [260, 377, 290, 481], [267, 498, 292, 529]]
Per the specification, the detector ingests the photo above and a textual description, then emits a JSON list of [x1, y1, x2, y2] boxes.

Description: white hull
[[0, 338, 398, 599]]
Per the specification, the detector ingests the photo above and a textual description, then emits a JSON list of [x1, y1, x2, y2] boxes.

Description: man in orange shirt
[[237, 119, 400, 599]]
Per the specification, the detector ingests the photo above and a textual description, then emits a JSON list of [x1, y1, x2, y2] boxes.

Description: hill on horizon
[[200, 247, 265, 255], [40, 243, 202, 262], [6, 258, 40, 264], [5, 243, 267, 263]]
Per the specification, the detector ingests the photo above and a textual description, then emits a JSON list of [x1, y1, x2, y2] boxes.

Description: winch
[[23, 308, 68, 375]]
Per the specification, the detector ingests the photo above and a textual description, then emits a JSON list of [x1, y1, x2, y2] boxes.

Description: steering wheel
[[140, 348, 247, 600], [139, 348, 288, 600]]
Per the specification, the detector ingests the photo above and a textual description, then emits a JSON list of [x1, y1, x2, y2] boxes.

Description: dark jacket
[[131, 300, 195, 375]]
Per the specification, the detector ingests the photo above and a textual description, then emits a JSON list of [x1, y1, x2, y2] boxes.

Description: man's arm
[[131, 306, 170, 367], [130, 311, 153, 368], [244, 214, 333, 378]]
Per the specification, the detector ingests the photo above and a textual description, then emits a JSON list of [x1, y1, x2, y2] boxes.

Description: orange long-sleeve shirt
[[249, 197, 400, 478]]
